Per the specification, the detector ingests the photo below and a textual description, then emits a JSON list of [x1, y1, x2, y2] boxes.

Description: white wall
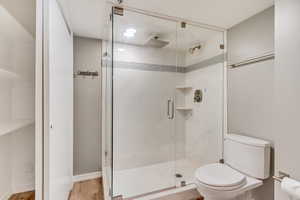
[[274, 0, 300, 199], [47, 0, 73, 199], [0, 135, 12, 199], [11, 126, 35, 193]]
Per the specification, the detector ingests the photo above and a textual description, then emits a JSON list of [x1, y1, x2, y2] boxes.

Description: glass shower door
[[111, 8, 180, 198], [174, 22, 225, 186], [102, 8, 114, 200]]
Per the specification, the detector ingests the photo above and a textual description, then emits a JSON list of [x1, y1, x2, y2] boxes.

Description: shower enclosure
[[102, 6, 226, 199]]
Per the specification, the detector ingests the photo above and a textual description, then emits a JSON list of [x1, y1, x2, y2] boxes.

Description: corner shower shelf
[[176, 107, 193, 111], [176, 86, 193, 90], [0, 119, 34, 137]]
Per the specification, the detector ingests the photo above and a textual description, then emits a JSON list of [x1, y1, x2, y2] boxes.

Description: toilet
[[194, 134, 271, 200]]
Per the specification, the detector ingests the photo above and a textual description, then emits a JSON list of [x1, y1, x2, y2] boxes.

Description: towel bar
[[273, 171, 290, 182]]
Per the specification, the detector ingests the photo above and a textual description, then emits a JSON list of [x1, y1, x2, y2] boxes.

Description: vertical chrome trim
[[108, 3, 226, 32], [222, 30, 228, 160]]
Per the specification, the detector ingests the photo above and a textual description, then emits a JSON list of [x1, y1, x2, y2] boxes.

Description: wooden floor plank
[[8, 191, 35, 200], [69, 178, 104, 200]]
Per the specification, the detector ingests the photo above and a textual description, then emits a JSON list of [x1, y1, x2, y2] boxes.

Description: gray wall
[[227, 6, 274, 200], [73, 36, 102, 175], [274, 0, 300, 199], [228, 6, 274, 65]]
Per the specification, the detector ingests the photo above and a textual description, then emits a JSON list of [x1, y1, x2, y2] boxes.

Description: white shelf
[[0, 119, 34, 137], [0, 68, 18, 80], [176, 86, 193, 90], [176, 107, 193, 111]]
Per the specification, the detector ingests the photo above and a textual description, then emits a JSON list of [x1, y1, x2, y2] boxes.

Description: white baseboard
[[12, 184, 35, 194], [0, 184, 34, 200], [73, 171, 102, 183], [0, 191, 12, 200]]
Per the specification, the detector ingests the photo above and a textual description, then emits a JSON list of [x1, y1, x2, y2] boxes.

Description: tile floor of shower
[[113, 158, 199, 199]]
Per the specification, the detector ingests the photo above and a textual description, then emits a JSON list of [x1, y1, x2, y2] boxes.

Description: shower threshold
[[113, 159, 198, 199], [126, 184, 197, 200]]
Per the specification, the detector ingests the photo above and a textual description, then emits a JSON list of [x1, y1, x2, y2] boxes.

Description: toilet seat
[[195, 163, 247, 191]]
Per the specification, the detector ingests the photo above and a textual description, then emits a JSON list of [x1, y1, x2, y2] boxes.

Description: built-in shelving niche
[[176, 86, 193, 112], [0, 120, 34, 137]]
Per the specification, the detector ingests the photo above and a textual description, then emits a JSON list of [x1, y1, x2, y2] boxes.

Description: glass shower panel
[[0, 1, 36, 198], [112, 8, 179, 198], [175, 23, 225, 186], [102, 8, 114, 200]]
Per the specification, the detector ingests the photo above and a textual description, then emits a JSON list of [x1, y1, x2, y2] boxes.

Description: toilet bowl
[[194, 134, 271, 200], [195, 163, 262, 200]]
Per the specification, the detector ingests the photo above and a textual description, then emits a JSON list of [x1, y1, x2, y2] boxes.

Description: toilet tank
[[224, 134, 271, 179]]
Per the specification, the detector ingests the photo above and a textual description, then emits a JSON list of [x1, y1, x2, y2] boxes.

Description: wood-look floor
[[8, 191, 35, 200], [69, 178, 104, 200], [7, 178, 202, 200], [69, 178, 203, 200]]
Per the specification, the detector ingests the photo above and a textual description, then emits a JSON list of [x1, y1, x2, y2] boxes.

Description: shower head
[[189, 44, 202, 54], [145, 35, 169, 48]]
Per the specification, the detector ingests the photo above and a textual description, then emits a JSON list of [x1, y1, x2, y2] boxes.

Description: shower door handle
[[167, 99, 171, 119], [170, 100, 174, 119], [167, 99, 174, 120]]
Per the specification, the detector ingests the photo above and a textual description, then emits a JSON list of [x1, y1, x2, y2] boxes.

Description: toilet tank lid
[[225, 134, 271, 147]]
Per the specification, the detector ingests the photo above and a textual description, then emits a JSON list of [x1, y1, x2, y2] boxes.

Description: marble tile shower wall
[[112, 35, 224, 171]]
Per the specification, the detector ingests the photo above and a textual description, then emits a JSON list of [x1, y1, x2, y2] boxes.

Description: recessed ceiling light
[[124, 28, 136, 38], [118, 48, 125, 52]]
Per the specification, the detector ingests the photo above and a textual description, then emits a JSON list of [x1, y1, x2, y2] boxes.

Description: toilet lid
[[195, 163, 246, 188]]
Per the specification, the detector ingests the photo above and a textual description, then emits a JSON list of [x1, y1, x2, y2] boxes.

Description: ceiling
[[66, 0, 274, 40]]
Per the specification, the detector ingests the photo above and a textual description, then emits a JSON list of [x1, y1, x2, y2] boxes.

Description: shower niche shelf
[[176, 86, 193, 90], [176, 107, 192, 111], [0, 119, 34, 137]]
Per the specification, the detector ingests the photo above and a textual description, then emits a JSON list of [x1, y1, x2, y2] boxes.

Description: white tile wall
[[113, 68, 184, 170], [112, 33, 224, 172], [184, 64, 223, 166]]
